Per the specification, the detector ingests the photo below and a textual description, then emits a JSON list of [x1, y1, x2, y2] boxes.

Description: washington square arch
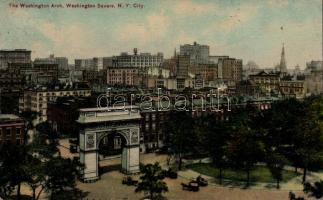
[[77, 106, 141, 182]]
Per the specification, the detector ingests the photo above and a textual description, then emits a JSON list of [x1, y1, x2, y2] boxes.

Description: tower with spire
[[279, 43, 287, 73]]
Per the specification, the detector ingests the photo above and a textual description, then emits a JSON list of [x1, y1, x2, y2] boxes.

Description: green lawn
[[187, 163, 300, 183]]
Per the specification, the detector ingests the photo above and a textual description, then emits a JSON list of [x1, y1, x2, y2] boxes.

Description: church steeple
[[279, 43, 287, 72]]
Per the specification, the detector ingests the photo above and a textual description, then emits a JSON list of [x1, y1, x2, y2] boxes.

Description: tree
[[20, 111, 40, 131], [294, 97, 323, 183], [163, 111, 196, 170], [45, 157, 79, 200], [266, 150, 287, 189], [257, 100, 293, 189], [227, 108, 263, 187], [0, 144, 15, 199], [265, 98, 304, 174], [0, 144, 30, 200], [34, 122, 59, 158], [25, 157, 46, 200], [204, 113, 229, 184], [304, 180, 323, 199], [135, 162, 168, 200]]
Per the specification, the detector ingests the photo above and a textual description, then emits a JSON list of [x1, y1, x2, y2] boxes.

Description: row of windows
[[38, 91, 89, 97], [143, 134, 164, 142], [0, 127, 21, 136], [280, 83, 303, 87], [282, 88, 302, 93]]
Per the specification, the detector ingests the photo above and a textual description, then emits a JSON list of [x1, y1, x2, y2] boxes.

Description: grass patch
[[187, 163, 300, 183]]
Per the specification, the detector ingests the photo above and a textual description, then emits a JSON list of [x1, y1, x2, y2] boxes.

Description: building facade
[[280, 80, 305, 98], [249, 71, 280, 94], [0, 114, 25, 145], [19, 83, 91, 123], [218, 57, 243, 82], [111, 49, 163, 69], [0, 49, 31, 69], [75, 58, 99, 71], [176, 55, 190, 78], [34, 54, 68, 71], [106, 67, 139, 86]]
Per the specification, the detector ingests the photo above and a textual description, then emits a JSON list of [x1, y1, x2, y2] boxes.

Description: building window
[[16, 128, 21, 136], [16, 139, 20, 145], [6, 128, 11, 136]]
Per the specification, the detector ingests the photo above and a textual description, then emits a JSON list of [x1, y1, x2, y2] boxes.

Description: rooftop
[[0, 114, 21, 121], [77, 106, 141, 124]]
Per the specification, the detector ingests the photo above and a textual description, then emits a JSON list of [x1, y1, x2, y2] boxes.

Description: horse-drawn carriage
[[181, 181, 199, 192], [122, 176, 138, 186]]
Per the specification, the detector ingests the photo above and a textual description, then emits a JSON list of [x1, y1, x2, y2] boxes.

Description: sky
[[0, 0, 322, 68]]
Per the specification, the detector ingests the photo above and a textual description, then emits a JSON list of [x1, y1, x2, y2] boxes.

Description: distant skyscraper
[[34, 54, 68, 71], [180, 42, 209, 65], [279, 43, 287, 72], [176, 55, 190, 78]]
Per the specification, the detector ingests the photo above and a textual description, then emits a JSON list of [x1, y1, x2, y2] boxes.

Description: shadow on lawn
[[209, 178, 257, 189]]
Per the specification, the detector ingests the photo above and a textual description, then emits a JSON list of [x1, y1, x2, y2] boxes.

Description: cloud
[[266, 0, 289, 8], [35, 22, 101, 58], [173, 0, 218, 16], [117, 11, 170, 45], [218, 5, 259, 32]]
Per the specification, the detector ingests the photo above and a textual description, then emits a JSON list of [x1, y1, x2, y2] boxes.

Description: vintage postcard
[[0, 0, 322, 199]]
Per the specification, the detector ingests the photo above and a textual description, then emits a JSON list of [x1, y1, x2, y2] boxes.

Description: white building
[[112, 48, 163, 68], [34, 54, 68, 71], [19, 83, 91, 124]]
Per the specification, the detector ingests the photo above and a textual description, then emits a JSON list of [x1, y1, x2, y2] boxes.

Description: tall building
[[75, 58, 98, 71], [189, 64, 218, 83], [305, 60, 323, 95], [55, 57, 69, 71], [0, 49, 31, 69], [218, 57, 243, 82], [279, 44, 287, 73], [176, 55, 190, 78], [34, 54, 69, 73], [180, 42, 209, 65]]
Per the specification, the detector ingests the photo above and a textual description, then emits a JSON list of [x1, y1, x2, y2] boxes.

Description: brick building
[[0, 114, 25, 145], [106, 67, 139, 86]]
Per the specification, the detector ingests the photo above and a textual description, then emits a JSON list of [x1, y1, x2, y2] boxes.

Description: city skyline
[[0, 0, 322, 68]]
